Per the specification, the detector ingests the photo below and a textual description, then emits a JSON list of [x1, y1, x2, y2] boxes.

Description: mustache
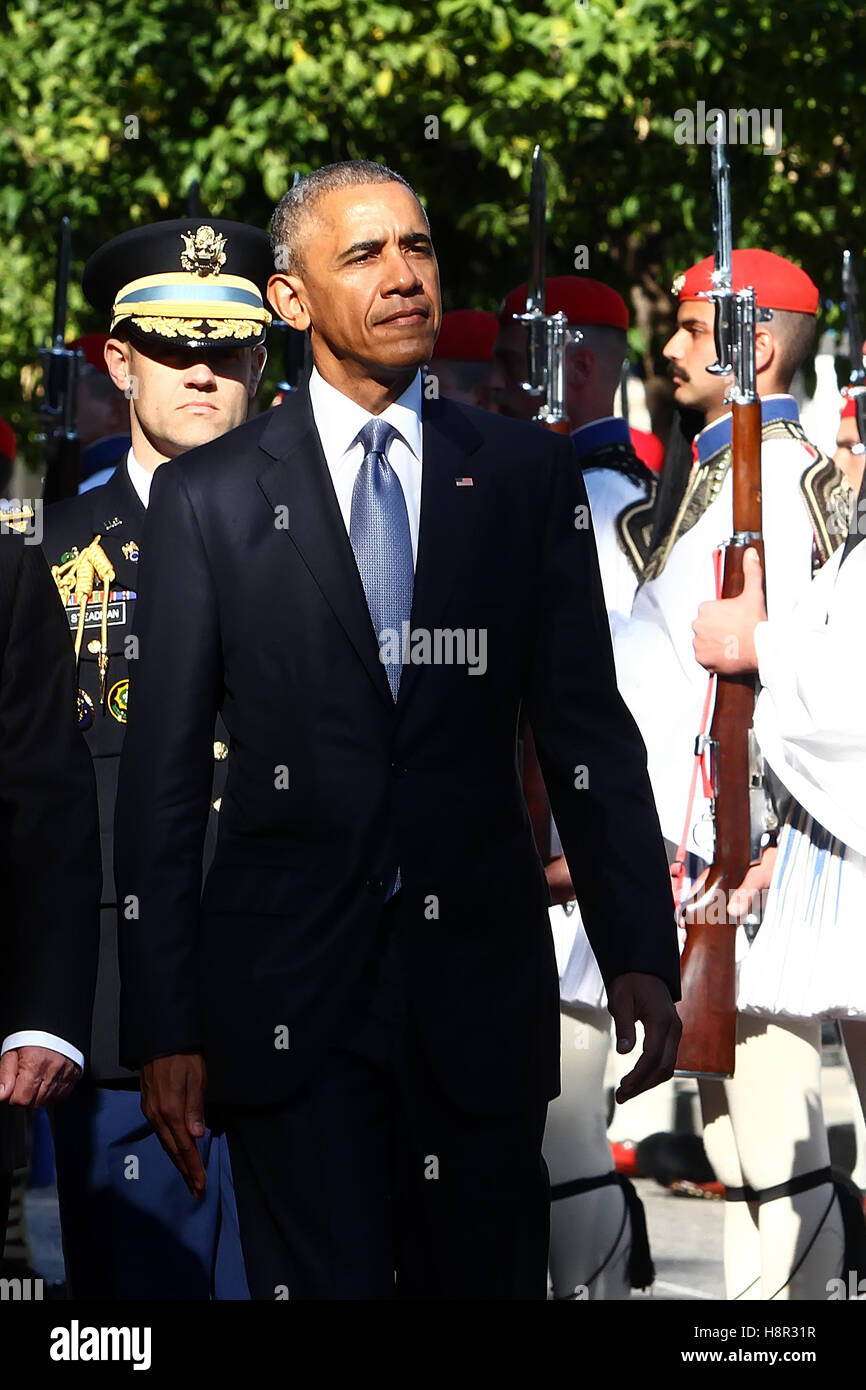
[[667, 362, 690, 383]]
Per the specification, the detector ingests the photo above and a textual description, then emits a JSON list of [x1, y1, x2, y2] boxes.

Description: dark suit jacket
[[0, 536, 100, 1167], [116, 385, 679, 1114]]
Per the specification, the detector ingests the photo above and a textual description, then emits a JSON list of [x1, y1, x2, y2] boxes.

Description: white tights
[[699, 1014, 863, 1300], [543, 1005, 631, 1299]]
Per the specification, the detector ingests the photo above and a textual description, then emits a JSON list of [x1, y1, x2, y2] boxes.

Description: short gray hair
[[270, 161, 428, 275]]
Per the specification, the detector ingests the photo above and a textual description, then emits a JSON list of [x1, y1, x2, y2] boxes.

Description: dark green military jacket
[[42, 459, 226, 1081]]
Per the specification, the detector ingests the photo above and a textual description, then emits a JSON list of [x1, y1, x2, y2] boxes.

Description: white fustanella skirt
[[737, 802, 866, 1022]]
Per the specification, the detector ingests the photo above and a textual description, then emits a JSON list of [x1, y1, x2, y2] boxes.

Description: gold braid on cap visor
[[111, 271, 271, 339]]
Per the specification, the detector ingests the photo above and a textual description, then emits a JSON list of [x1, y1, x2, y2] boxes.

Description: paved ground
[[12, 1050, 862, 1301]]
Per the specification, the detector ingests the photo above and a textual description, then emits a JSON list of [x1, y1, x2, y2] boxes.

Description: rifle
[[39, 217, 84, 503], [514, 146, 578, 866], [675, 120, 771, 1079], [619, 358, 631, 424], [272, 319, 308, 398], [271, 171, 309, 401], [842, 250, 866, 438], [186, 178, 202, 218], [841, 250, 866, 562]]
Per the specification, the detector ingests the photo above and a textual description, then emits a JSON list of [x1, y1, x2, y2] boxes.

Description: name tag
[[67, 600, 128, 631]]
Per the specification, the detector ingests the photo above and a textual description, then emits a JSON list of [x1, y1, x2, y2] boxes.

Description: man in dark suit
[[116, 161, 681, 1300], [43, 219, 269, 1299], [0, 531, 100, 1243]]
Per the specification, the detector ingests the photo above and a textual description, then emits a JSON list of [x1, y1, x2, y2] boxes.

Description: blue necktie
[[349, 418, 414, 700]]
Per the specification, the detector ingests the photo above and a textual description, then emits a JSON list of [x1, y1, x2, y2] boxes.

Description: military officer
[[496, 276, 656, 1299], [42, 218, 271, 1299]]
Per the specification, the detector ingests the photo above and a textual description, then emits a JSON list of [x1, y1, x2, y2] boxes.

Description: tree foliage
[[1, 0, 864, 461]]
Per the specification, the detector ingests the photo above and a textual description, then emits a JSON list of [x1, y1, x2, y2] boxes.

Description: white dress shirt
[[126, 448, 155, 508], [308, 367, 423, 563]]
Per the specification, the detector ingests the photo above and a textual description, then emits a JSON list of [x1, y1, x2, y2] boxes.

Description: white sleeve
[[754, 545, 866, 854], [1, 1031, 85, 1071]]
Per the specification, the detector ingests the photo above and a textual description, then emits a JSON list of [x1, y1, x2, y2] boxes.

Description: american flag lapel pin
[[455, 476, 474, 487]]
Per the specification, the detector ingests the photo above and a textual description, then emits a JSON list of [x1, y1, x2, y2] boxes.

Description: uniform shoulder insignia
[[799, 451, 851, 570], [0, 502, 35, 534], [615, 483, 658, 582]]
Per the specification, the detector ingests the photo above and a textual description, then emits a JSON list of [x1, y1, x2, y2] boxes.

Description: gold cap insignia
[[180, 225, 227, 277]]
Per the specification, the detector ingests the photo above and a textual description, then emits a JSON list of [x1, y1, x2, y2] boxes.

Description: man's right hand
[[140, 1053, 208, 1199]]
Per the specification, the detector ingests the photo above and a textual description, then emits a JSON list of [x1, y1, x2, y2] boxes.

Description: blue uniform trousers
[[53, 1083, 249, 1300]]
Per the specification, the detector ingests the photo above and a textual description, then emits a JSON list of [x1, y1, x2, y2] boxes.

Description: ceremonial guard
[[0, 419, 16, 497], [834, 393, 866, 491], [608, 253, 851, 1178], [614, 251, 847, 872], [496, 275, 656, 1298], [614, 248, 854, 1298], [427, 309, 504, 411], [42, 218, 271, 1299], [67, 333, 131, 493], [497, 277, 653, 624], [685, 375, 866, 1299]]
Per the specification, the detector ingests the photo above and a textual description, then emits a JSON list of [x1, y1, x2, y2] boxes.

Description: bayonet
[[522, 145, 548, 395], [841, 249, 866, 560], [704, 118, 735, 380], [513, 145, 574, 431], [842, 249, 866, 391]]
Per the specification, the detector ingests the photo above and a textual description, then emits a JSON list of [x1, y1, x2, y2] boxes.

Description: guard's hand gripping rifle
[[40, 217, 83, 504], [514, 147, 580, 867], [675, 123, 772, 1079]]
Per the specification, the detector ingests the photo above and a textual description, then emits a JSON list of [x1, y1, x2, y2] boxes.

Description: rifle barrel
[[51, 217, 72, 348], [843, 249, 866, 389]]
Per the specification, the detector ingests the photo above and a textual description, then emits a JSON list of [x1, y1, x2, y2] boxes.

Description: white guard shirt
[[754, 540, 866, 857], [614, 406, 819, 857], [583, 468, 646, 627]]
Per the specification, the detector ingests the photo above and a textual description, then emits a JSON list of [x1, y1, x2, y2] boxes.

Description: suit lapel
[[255, 387, 485, 711], [396, 396, 484, 709], [256, 389, 393, 705]]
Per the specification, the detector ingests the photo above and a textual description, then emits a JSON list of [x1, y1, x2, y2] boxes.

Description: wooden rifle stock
[[676, 399, 764, 1078]]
